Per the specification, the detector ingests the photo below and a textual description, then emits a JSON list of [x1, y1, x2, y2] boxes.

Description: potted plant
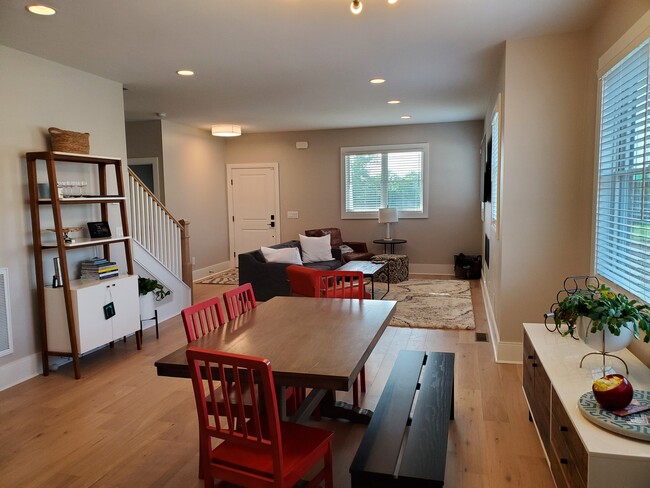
[[138, 276, 170, 319], [548, 282, 650, 349]]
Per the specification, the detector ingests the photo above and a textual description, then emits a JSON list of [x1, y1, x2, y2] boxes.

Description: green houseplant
[[549, 283, 650, 344], [138, 276, 170, 301]]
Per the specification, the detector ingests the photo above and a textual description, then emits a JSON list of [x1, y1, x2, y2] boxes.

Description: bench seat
[[350, 350, 455, 487]]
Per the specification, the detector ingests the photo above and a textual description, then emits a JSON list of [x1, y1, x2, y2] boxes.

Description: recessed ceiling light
[[370, 78, 386, 84], [400, 115, 411, 119], [176, 69, 195, 76], [26, 4, 56, 15], [388, 100, 401, 104]]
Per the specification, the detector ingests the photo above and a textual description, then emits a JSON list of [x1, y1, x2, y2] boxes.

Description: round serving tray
[[578, 390, 650, 442]]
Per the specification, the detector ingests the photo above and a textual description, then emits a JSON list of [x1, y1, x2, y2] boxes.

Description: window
[[341, 144, 429, 219], [594, 38, 650, 302], [490, 94, 502, 237]]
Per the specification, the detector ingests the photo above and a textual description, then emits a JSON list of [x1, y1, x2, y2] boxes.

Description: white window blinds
[[341, 144, 428, 219], [595, 38, 650, 302]]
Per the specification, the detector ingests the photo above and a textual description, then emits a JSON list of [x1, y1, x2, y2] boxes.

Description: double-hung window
[[341, 143, 429, 219], [594, 37, 650, 302]]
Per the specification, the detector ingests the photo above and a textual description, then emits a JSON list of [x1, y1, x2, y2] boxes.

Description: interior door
[[227, 164, 280, 265]]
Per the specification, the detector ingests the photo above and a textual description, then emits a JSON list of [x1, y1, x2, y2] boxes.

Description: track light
[[351, 0, 362, 15]]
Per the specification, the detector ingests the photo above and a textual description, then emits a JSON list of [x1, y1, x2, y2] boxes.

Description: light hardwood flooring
[[0, 276, 555, 488]]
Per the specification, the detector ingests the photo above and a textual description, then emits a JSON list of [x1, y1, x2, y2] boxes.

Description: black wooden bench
[[349, 350, 455, 487]]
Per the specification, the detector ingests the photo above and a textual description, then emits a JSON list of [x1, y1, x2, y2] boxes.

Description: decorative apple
[[592, 374, 634, 411]]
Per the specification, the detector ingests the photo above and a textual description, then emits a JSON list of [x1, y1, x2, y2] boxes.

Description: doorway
[[128, 157, 163, 202], [227, 163, 281, 267]]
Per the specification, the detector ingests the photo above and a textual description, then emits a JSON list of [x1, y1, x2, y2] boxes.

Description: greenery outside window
[[594, 37, 650, 303], [341, 143, 429, 219]]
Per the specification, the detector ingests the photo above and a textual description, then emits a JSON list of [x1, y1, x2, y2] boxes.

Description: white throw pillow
[[299, 234, 333, 263], [260, 246, 303, 265]]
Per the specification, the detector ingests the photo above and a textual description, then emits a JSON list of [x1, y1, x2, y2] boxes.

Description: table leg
[[318, 390, 373, 424]]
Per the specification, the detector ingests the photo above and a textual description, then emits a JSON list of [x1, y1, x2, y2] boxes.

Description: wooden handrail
[[128, 168, 183, 229]]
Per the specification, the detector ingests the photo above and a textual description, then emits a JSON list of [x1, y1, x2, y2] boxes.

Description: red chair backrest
[[314, 270, 366, 299], [186, 347, 284, 477], [181, 296, 227, 342], [286, 265, 319, 297], [222, 283, 257, 320]]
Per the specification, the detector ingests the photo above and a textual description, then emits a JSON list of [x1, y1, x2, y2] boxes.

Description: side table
[[373, 238, 407, 254]]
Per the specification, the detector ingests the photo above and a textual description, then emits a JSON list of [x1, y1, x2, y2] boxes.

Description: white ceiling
[[0, 0, 606, 133]]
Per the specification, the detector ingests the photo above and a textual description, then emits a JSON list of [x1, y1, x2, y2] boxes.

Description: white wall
[[0, 45, 128, 389], [224, 121, 484, 271]]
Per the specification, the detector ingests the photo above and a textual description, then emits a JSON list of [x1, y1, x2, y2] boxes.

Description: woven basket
[[48, 127, 90, 154]]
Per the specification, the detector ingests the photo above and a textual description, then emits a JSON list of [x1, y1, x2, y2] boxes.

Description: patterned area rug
[[196, 268, 239, 285], [374, 279, 475, 330]]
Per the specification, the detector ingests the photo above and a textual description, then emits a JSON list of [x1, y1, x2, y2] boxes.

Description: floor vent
[[0, 268, 14, 357], [475, 332, 488, 343]]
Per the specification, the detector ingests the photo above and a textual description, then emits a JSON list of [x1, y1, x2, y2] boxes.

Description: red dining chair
[[314, 270, 367, 407], [186, 347, 334, 488], [286, 265, 319, 297], [181, 295, 227, 342], [223, 282, 257, 320]]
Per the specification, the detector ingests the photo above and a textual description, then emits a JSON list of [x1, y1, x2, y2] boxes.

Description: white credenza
[[45, 275, 139, 354], [523, 324, 650, 488]]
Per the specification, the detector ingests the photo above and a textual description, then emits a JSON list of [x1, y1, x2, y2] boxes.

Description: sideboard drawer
[[550, 388, 587, 488]]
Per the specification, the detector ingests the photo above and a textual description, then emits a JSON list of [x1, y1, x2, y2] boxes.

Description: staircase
[[128, 169, 192, 324]]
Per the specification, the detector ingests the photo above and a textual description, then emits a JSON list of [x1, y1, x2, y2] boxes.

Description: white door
[[227, 164, 281, 265]]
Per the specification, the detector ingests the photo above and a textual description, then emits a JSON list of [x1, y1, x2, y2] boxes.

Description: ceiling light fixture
[[401, 115, 411, 119], [388, 100, 401, 104], [350, 0, 363, 15], [26, 4, 56, 15], [212, 124, 242, 137], [370, 78, 386, 84], [176, 69, 195, 76], [350, 0, 397, 15]]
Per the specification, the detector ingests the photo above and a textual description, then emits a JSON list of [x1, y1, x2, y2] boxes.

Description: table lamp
[[378, 207, 398, 239]]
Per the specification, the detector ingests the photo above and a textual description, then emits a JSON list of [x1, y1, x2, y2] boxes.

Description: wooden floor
[[0, 276, 555, 488]]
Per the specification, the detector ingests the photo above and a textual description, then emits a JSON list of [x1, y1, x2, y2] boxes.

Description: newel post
[[179, 219, 193, 300]]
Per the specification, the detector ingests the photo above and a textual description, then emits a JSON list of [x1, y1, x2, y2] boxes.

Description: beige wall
[[224, 122, 484, 270], [0, 46, 127, 388], [482, 2, 650, 362], [125, 120, 166, 203], [160, 120, 230, 270]]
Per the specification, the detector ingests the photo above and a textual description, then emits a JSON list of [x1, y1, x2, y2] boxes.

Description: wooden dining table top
[[155, 296, 396, 392]]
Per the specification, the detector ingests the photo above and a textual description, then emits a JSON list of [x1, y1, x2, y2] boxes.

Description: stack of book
[[80, 257, 119, 280]]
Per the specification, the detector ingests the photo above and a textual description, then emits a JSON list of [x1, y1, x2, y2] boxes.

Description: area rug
[[374, 279, 475, 330], [196, 268, 239, 285]]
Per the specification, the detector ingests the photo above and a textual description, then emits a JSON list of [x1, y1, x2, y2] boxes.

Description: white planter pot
[[139, 292, 156, 320], [577, 316, 634, 353]]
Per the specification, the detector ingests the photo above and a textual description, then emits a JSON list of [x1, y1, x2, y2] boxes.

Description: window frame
[[592, 14, 650, 304], [490, 94, 502, 239], [340, 143, 430, 220]]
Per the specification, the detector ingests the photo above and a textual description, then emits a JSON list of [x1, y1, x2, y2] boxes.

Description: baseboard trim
[[0, 353, 41, 392], [193, 261, 232, 282], [480, 277, 522, 364]]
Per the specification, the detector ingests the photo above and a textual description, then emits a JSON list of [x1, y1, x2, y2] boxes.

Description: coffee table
[[155, 296, 396, 424], [338, 260, 389, 299]]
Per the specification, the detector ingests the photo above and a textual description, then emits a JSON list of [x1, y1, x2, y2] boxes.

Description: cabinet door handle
[[532, 362, 538, 368], [527, 355, 534, 360], [560, 458, 568, 465], [560, 426, 568, 432]]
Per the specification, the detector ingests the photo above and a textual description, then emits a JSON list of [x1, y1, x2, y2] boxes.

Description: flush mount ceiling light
[[212, 124, 242, 137], [351, 0, 397, 15], [388, 100, 401, 104], [26, 4, 56, 15], [176, 69, 195, 76], [370, 78, 386, 84], [401, 115, 411, 119]]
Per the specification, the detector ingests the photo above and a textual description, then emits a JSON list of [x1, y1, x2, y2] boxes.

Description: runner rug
[[375, 279, 475, 330], [196, 268, 239, 285]]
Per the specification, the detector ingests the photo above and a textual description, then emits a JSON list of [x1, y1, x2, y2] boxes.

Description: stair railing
[[128, 169, 192, 291]]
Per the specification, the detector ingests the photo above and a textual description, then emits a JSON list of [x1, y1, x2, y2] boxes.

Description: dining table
[[155, 296, 396, 424]]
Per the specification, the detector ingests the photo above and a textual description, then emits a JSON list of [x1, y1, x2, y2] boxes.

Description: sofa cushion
[[260, 246, 302, 265], [299, 234, 333, 263]]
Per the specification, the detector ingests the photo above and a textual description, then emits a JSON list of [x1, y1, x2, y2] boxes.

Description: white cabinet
[[45, 275, 139, 354], [523, 324, 650, 488]]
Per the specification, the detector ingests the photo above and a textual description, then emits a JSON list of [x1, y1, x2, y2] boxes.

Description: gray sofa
[[238, 240, 341, 301]]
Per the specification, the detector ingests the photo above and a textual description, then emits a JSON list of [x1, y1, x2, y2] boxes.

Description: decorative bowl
[[592, 374, 634, 411]]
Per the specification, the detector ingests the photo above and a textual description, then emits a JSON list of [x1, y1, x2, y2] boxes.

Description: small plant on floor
[[138, 276, 170, 301]]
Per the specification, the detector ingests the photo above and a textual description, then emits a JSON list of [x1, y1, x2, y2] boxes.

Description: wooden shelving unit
[[26, 151, 141, 379]]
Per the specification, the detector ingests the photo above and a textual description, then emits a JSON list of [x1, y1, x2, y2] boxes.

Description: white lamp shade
[[211, 124, 241, 137], [378, 207, 398, 223]]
